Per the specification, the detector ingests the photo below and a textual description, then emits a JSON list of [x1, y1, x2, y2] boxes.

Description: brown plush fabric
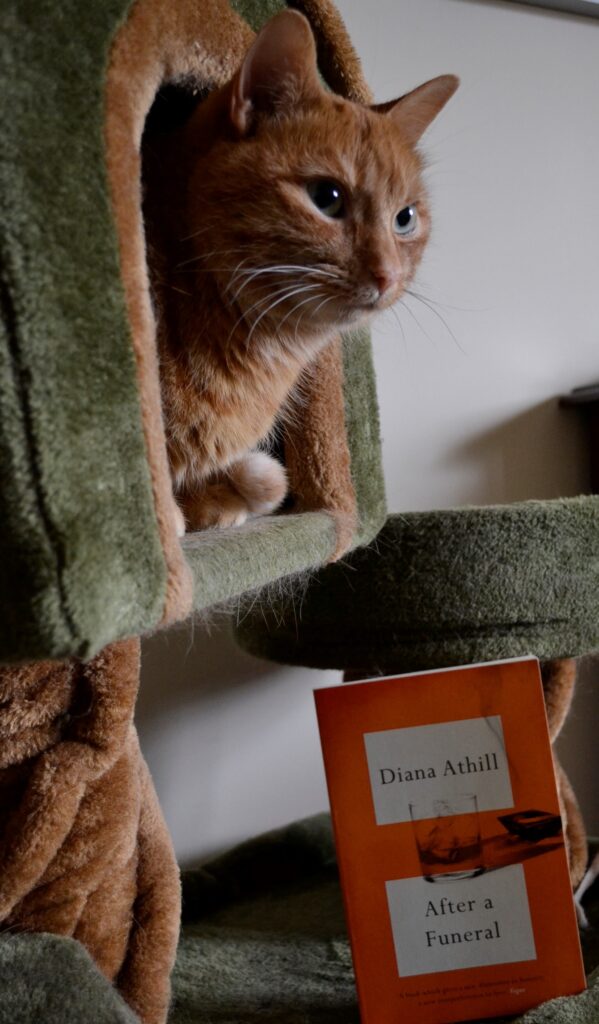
[[104, 0, 250, 626], [0, 638, 180, 1024], [104, 0, 374, 595], [541, 658, 588, 888], [290, 0, 373, 103], [283, 339, 357, 557]]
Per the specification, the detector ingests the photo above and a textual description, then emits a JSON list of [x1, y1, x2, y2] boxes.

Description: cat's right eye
[[306, 180, 345, 219]]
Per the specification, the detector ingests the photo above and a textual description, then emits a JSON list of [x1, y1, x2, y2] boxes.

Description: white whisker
[[235, 264, 338, 280], [398, 297, 437, 349], [404, 289, 466, 355], [175, 246, 250, 269], [229, 264, 337, 304], [245, 284, 321, 348], [227, 282, 320, 345], [310, 294, 336, 320], [277, 291, 324, 333]]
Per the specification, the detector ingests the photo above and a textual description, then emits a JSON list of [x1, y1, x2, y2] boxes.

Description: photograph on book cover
[[315, 658, 585, 1024]]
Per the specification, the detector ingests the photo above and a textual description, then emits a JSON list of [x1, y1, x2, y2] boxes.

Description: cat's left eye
[[306, 180, 345, 219], [394, 205, 418, 236]]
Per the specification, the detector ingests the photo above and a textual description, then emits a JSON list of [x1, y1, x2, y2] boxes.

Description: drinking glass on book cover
[[409, 794, 485, 882]]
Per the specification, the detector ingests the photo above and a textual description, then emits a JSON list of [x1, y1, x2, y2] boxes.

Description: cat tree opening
[[106, 0, 386, 618]]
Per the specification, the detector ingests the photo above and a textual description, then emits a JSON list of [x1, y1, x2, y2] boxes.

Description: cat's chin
[[335, 304, 382, 330]]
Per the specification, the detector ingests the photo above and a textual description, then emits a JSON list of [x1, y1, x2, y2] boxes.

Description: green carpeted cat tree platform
[[235, 496, 599, 674], [1, 0, 599, 1021]]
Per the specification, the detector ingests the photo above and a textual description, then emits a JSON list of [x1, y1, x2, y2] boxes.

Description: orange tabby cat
[[145, 9, 457, 531]]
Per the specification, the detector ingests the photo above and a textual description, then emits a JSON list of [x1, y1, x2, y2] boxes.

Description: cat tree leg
[[116, 754, 181, 1024], [540, 658, 588, 887], [0, 638, 141, 922]]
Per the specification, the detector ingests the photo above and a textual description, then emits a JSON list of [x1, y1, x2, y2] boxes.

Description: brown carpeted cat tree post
[[0, 639, 180, 1024]]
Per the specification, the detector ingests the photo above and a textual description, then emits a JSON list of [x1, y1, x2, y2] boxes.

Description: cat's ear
[[373, 74, 459, 145], [229, 9, 322, 136]]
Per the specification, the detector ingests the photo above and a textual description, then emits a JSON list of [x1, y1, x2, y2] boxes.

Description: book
[[314, 657, 586, 1024]]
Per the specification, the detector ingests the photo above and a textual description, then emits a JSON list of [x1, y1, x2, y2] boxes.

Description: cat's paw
[[173, 501, 186, 537], [179, 453, 287, 532], [228, 451, 288, 515], [181, 483, 250, 530]]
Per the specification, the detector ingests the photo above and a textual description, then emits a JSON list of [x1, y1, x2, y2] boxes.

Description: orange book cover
[[314, 657, 586, 1024]]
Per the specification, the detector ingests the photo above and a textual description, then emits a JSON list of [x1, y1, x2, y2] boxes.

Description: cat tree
[[1, 0, 598, 1021], [0, 0, 385, 666]]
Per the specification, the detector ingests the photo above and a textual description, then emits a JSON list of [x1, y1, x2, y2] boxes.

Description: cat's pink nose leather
[[373, 268, 400, 299]]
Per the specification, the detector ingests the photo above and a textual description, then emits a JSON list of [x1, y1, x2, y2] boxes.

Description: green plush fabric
[[0, 933, 139, 1023], [235, 497, 599, 672], [0, 816, 597, 1023], [184, 512, 336, 613], [0, 0, 167, 663], [340, 328, 386, 547], [0, 0, 385, 661]]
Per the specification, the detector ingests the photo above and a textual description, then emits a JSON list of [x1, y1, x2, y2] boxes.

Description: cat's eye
[[394, 205, 418, 236], [306, 180, 345, 219]]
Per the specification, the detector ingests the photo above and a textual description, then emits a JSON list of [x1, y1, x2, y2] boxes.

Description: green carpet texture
[[0, 816, 597, 1023], [0, 0, 167, 663], [0, 0, 385, 663], [236, 497, 599, 672]]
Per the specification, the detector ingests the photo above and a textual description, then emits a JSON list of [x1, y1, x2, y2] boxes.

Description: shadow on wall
[[136, 621, 337, 865], [446, 399, 590, 505], [137, 619, 283, 725]]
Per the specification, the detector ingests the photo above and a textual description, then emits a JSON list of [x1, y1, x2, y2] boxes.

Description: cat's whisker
[[230, 274, 319, 310], [227, 282, 321, 345], [387, 304, 407, 349], [227, 257, 253, 295], [228, 267, 298, 304], [310, 294, 336, 319], [398, 297, 437, 350], [235, 264, 338, 280], [277, 291, 325, 334], [229, 264, 337, 304], [293, 294, 335, 347], [179, 225, 213, 242], [175, 246, 251, 269], [406, 287, 482, 314], [404, 289, 466, 355], [378, 305, 411, 357], [245, 284, 322, 349], [241, 282, 319, 324]]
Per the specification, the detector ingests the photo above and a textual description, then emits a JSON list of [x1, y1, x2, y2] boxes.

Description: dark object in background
[[499, 809, 563, 842]]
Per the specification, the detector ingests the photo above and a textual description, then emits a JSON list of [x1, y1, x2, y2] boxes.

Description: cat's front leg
[[180, 451, 288, 531]]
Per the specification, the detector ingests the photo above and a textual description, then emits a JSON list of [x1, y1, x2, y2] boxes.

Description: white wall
[[137, 0, 599, 864]]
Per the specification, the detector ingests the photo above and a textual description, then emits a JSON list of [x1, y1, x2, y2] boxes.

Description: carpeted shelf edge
[[235, 496, 599, 671]]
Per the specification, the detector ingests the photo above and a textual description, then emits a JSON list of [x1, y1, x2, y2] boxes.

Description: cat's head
[[187, 10, 458, 349]]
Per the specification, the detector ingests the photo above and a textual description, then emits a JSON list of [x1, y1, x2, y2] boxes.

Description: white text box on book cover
[[386, 865, 537, 977], [364, 716, 514, 826]]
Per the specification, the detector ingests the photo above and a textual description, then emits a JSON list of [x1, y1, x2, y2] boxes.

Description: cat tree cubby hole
[[141, 82, 386, 614]]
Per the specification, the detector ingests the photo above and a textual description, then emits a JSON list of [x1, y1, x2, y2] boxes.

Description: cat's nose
[[372, 267, 400, 300]]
